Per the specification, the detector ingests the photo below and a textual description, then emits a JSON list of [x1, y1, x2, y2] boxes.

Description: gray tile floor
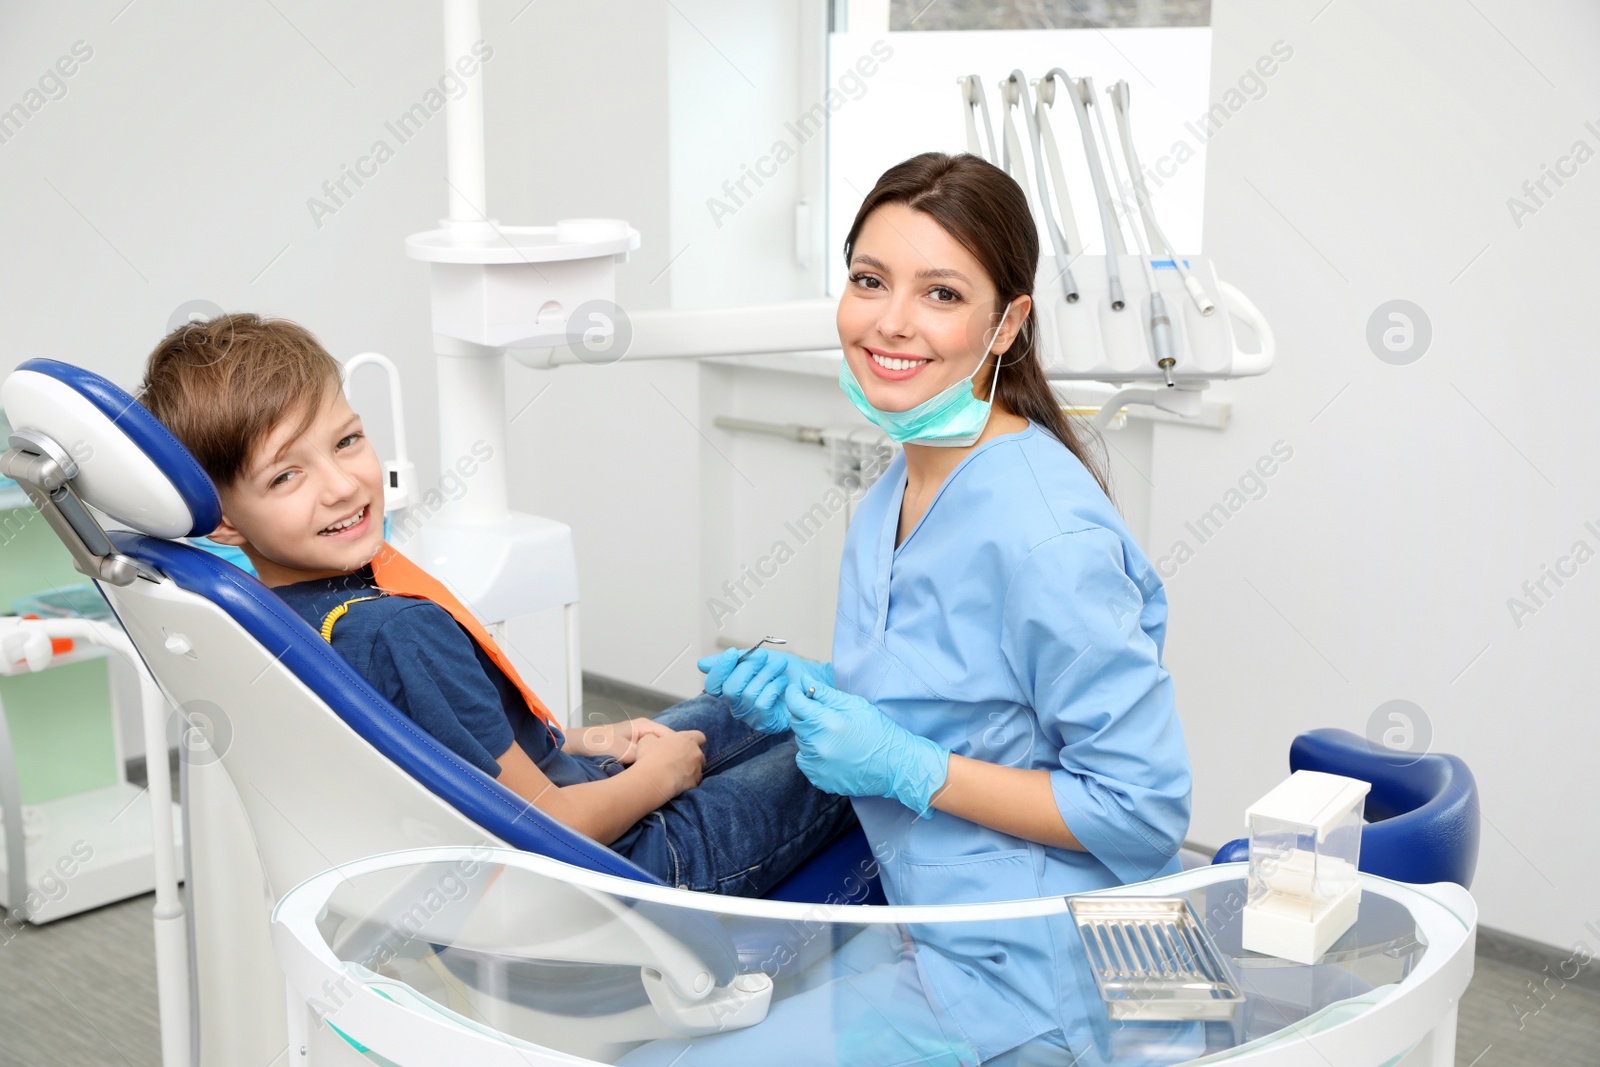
[[1455, 956, 1600, 1067], [3, 892, 1596, 1066], [0, 889, 162, 1067]]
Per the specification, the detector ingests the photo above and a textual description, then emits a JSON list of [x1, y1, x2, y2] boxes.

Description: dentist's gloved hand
[[698, 648, 834, 734], [783, 681, 949, 818]]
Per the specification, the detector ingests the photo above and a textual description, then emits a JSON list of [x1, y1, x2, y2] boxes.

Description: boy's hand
[[577, 717, 675, 764], [634, 729, 706, 800]]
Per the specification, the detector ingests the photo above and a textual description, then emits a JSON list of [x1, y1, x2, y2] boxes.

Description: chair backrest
[[1290, 728, 1480, 889]]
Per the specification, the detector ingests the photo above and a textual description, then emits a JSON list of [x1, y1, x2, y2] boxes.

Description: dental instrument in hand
[[1107, 81, 1216, 317], [737, 635, 787, 664], [1089, 77, 1177, 387]]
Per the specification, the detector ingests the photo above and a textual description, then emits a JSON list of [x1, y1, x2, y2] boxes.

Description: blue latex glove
[[783, 681, 949, 818], [698, 648, 834, 734]]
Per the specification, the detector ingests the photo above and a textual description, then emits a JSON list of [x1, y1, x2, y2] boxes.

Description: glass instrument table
[[272, 847, 1475, 1067]]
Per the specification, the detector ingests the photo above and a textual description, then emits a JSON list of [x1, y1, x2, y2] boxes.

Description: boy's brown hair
[[139, 313, 342, 488]]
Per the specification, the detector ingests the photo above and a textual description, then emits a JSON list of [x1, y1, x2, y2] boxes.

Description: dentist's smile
[[864, 347, 932, 382]]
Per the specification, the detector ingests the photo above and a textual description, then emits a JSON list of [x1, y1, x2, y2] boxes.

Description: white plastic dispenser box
[[1240, 770, 1370, 965]]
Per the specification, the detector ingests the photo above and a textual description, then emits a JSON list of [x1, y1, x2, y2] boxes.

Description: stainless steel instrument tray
[[1069, 896, 1244, 1021]]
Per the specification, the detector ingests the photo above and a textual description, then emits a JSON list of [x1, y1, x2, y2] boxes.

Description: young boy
[[137, 313, 853, 895]]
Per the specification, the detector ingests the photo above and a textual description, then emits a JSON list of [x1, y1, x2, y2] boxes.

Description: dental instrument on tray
[[1107, 80, 1217, 317], [1088, 75, 1178, 388]]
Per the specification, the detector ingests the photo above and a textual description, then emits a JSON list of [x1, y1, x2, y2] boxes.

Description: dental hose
[[1107, 80, 1216, 317], [1089, 77, 1177, 387], [1045, 69, 1125, 312], [1007, 70, 1078, 304]]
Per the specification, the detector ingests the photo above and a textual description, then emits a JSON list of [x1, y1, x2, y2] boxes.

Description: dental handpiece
[[1093, 81, 1177, 386], [1107, 80, 1216, 318]]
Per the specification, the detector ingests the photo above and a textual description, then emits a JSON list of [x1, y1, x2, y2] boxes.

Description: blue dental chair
[[0, 358, 880, 1062], [1212, 728, 1480, 888]]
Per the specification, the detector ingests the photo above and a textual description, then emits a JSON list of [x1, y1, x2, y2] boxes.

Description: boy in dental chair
[[137, 312, 853, 895]]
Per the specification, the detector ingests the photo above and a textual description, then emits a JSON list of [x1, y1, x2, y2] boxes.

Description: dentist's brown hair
[[844, 151, 1109, 496]]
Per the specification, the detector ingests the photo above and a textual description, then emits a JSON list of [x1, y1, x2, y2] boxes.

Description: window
[[827, 2, 1213, 294], [888, 0, 1209, 32]]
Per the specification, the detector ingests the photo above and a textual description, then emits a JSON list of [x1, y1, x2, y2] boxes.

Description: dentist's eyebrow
[[850, 254, 971, 284]]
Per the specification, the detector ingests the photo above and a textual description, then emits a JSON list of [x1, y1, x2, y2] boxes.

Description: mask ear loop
[[980, 298, 1016, 403]]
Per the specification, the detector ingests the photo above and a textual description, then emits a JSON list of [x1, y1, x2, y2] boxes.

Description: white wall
[[0, 0, 462, 476], [1167, 0, 1600, 947]]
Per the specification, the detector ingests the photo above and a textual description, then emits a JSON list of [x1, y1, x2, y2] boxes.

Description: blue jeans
[[609, 694, 856, 896]]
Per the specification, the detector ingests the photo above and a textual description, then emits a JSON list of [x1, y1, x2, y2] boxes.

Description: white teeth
[[320, 506, 365, 534], [871, 352, 927, 372]]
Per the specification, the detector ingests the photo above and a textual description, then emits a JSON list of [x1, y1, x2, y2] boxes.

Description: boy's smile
[[206, 381, 387, 587]]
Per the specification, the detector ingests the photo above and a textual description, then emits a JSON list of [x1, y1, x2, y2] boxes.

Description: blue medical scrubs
[[625, 422, 1194, 1066], [830, 421, 1192, 1063]]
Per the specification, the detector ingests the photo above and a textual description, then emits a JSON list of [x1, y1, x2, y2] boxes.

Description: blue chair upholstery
[[1212, 728, 1479, 888], [762, 822, 886, 906], [8, 358, 879, 905]]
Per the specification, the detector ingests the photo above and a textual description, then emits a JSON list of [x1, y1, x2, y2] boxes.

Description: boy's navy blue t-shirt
[[274, 567, 609, 786]]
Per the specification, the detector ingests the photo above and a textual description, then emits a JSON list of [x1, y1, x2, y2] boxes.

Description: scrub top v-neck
[[831, 421, 1193, 1062]]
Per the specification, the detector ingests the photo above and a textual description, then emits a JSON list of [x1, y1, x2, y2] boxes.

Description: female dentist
[[694, 152, 1194, 1067]]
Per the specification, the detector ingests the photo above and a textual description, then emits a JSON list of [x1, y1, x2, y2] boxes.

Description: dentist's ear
[[990, 294, 1033, 357]]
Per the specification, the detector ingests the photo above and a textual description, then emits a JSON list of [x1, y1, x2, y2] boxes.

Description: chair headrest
[[1290, 728, 1473, 820], [1, 359, 221, 539]]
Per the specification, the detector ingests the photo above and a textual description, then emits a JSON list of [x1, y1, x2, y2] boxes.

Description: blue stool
[[1212, 728, 1479, 888]]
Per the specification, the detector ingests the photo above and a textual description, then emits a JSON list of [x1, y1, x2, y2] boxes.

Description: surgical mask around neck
[[839, 299, 1014, 448]]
